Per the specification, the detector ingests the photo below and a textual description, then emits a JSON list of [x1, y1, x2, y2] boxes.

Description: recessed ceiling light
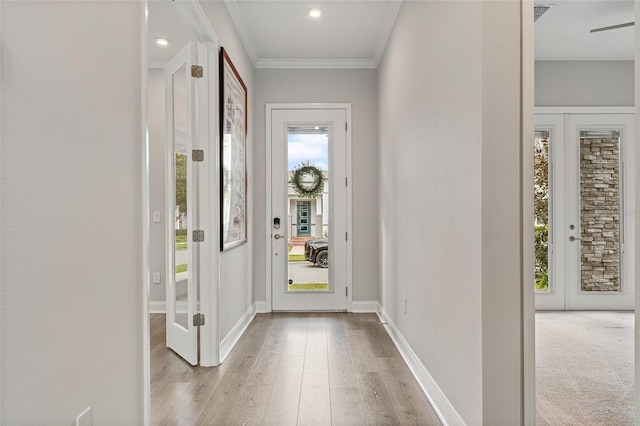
[[154, 37, 171, 47], [307, 8, 322, 18]]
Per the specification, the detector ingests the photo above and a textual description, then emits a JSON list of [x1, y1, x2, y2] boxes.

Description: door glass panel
[[173, 64, 189, 328], [287, 125, 329, 292], [579, 130, 621, 292], [534, 131, 550, 292]]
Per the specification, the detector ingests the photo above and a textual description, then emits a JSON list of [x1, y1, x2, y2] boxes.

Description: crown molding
[[373, 0, 403, 65], [224, 0, 258, 66], [255, 58, 378, 69]]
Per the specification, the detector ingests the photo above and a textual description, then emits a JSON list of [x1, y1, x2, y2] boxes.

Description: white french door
[[165, 42, 214, 365], [535, 111, 635, 310], [268, 106, 351, 311]]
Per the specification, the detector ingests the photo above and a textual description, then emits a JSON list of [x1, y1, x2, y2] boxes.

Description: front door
[[297, 201, 311, 236], [269, 106, 350, 311], [535, 112, 635, 310]]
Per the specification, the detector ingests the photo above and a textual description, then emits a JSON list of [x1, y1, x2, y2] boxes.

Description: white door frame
[[143, 0, 220, 423], [265, 103, 353, 312]]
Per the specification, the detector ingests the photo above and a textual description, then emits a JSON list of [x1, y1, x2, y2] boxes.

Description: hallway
[[151, 313, 442, 425]]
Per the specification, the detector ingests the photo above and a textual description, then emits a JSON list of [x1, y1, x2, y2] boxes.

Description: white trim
[[255, 58, 377, 69], [351, 301, 378, 313], [198, 40, 221, 368], [377, 305, 464, 426], [522, 1, 536, 423], [219, 304, 256, 362], [635, 3, 640, 422], [635, 2, 640, 420], [372, 0, 402, 65], [149, 301, 166, 314], [265, 106, 273, 313], [345, 103, 353, 312], [223, 0, 258, 66], [173, 1, 219, 45], [536, 106, 635, 115], [265, 103, 353, 312], [255, 301, 269, 313], [141, 2, 150, 424]]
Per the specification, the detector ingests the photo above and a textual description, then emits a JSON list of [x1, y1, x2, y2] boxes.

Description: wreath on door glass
[[289, 162, 325, 198]]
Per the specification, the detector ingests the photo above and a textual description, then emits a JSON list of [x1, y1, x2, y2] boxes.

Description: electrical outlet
[[76, 407, 92, 426], [403, 297, 407, 314], [153, 272, 161, 284], [153, 211, 161, 223]]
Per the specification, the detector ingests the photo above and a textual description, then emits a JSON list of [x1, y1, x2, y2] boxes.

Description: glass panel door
[[165, 43, 198, 364], [534, 114, 566, 310], [271, 108, 348, 311], [566, 113, 634, 310]]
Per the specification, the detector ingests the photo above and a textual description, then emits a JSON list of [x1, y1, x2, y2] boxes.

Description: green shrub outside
[[535, 224, 549, 290]]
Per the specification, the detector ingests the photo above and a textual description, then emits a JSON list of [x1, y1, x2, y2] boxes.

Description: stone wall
[[580, 137, 621, 292]]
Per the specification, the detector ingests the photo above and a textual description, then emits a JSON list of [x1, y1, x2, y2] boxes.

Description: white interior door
[[535, 112, 635, 310], [165, 43, 198, 364], [269, 107, 349, 311]]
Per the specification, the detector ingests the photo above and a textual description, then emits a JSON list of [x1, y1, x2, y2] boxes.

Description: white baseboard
[[255, 300, 269, 313], [220, 304, 257, 362], [150, 301, 166, 313], [377, 304, 465, 426], [352, 300, 378, 313]]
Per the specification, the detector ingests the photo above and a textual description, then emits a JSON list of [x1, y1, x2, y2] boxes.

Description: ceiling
[[535, 0, 635, 60], [148, 0, 636, 67], [224, 0, 401, 68]]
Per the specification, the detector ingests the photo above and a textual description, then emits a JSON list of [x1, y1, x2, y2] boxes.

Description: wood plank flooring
[[151, 312, 442, 425]]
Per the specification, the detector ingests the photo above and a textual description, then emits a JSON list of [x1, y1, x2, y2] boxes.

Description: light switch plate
[[153, 211, 161, 223]]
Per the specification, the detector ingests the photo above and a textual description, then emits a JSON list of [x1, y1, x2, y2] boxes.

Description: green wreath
[[289, 163, 325, 198]]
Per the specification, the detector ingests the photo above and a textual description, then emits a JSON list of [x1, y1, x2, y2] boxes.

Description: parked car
[[304, 238, 328, 268]]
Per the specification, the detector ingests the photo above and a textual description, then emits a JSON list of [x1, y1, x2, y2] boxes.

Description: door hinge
[[193, 313, 205, 327], [345, 177, 348, 186], [191, 65, 203, 78], [193, 230, 205, 242], [346, 286, 349, 296], [192, 149, 204, 162], [345, 232, 348, 241], [345, 122, 348, 131]]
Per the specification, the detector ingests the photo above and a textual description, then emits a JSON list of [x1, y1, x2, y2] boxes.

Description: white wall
[[148, 67, 166, 305], [536, 61, 634, 106], [1, 2, 143, 423], [378, 2, 483, 422], [378, 1, 525, 424], [200, 1, 256, 338], [253, 69, 379, 304]]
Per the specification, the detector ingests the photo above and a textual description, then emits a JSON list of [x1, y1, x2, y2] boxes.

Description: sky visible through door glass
[[288, 133, 328, 171]]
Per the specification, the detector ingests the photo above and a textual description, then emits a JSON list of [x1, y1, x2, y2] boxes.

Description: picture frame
[[219, 47, 248, 251]]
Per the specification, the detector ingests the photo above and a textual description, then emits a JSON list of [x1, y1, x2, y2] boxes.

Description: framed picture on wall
[[220, 47, 248, 251]]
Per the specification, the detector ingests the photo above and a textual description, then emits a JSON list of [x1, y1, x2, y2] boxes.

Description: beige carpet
[[536, 311, 634, 425]]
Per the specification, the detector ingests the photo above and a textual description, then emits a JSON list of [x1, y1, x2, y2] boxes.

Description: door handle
[[273, 234, 285, 240], [569, 236, 581, 242]]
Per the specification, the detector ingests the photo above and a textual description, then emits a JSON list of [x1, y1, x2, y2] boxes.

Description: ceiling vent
[[534, 5, 551, 22]]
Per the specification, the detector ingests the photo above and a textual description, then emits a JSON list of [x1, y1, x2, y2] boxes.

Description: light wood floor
[[151, 312, 442, 425]]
